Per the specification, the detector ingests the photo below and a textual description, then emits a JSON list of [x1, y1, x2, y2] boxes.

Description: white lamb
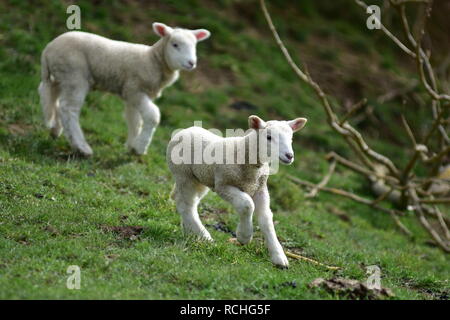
[[167, 115, 307, 268], [38, 23, 210, 156]]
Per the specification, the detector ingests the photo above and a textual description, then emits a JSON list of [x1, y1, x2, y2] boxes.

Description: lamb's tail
[[38, 53, 58, 129]]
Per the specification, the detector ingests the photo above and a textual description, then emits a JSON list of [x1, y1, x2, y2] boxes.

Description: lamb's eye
[[172, 43, 179, 48], [267, 135, 272, 141]]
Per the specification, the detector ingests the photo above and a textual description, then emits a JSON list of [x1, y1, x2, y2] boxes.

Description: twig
[[285, 251, 341, 270], [419, 197, 450, 204], [371, 185, 394, 206], [340, 98, 367, 125], [325, 152, 399, 185], [288, 175, 412, 237], [433, 206, 450, 241], [423, 206, 450, 226], [409, 188, 450, 252], [306, 159, 336, 198], [401, 115, 417, 146], [355, 0, 416, 57]]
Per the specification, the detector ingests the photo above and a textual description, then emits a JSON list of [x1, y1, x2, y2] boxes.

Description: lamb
[[38, 22, 211, 156], [166, 115, 308, 268]]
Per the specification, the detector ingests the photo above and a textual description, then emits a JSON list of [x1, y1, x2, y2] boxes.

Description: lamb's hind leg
[[173, 179, 212, 241], [58, 79, 92, 156], [215, 185, 254, 245], [38, 81, 62, 138]]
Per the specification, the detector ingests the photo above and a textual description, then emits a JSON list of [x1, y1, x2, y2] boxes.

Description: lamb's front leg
[[215, 185, 254, 244], [125, 93, 160, 155], [253, 186, 289, 268]]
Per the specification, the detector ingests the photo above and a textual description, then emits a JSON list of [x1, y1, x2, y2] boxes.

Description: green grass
[[0, 0, 448, 299]]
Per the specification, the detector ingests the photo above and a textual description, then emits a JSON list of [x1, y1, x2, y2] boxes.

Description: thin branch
[[288, 175, 412, 237], [419, 197, 450, 204], [325, 152, 399, 185], [285, 251, 341, 270], [355, 0, 416, 57], [372, 185, 394, 206], [340, 98, 367, 125], [409, 188, 450, 252], [433, 206, 450, 241], [401, 115, 417, 146], [306, 159, 337, 198]]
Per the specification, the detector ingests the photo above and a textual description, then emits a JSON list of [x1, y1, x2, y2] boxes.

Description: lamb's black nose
[[285, 153, 293, 161]]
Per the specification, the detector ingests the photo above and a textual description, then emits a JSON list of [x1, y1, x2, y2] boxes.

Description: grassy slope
[[0, 0, 448, 299]]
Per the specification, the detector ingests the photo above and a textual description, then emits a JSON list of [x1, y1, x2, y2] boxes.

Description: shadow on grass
[[0, 130, 137, 170]]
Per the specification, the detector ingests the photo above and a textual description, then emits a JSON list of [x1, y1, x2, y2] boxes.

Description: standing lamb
[[166, 115, 307, 268], [38, 23, 211, 156]]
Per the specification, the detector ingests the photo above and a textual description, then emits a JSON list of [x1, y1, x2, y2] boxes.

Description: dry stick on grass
[[285, 251, 341, 271], [229, 237, 340, 270]]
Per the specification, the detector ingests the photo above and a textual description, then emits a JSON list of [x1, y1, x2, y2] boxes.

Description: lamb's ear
[[288, 118, 307, 132], [192, 29, 211, 42], [153, 22, 173, 37], [248, 115, 266, 130]]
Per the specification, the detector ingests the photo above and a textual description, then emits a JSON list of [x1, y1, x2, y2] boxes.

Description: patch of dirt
[[199, 203, 228, 219], [263, 280, 298, 290], [43, 225, 59, 236], [206, 221, 236, 237], [402, 278, 450, 300], [309, 277, 394, 300], [15, 235, 29, 245], [229, 100, 259, 111], [100, 225, 144, 240]]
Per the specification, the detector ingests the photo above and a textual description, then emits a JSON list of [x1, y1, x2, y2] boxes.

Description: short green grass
[[0, 0, 448, 299]]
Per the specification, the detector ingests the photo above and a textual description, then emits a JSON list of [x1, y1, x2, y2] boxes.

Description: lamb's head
[[248, 115, 307, 165], [153, 22, 211, 71]]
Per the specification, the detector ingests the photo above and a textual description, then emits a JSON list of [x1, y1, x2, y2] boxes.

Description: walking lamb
[[38, 23, 210, 156], [167, 115, 307, 268]]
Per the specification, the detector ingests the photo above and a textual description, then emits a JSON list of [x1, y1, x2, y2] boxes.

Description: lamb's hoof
[[184, 228, 213, 242], [74, 145, 93, 157], [271, 253, 289, 269], [203, 235, 214, 242], [236, 233, 253, 245], [50, 127, 62, 139], [127, 140, 148, 156], [129, 146, 147, 156]]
